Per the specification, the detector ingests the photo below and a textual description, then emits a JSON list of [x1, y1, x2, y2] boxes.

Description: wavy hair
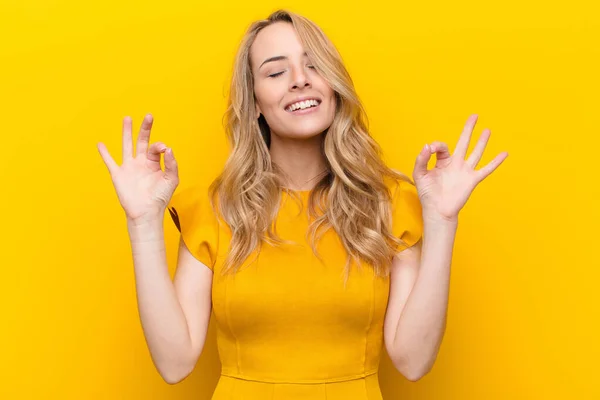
[[208, 9, 413, 283]]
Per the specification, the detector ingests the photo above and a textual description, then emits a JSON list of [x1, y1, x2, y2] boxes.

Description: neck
[[269, 132, 328, 191]]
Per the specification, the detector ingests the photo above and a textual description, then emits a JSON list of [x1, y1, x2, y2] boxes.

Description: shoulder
[[171, 182, 212, 203], [168, 182, 220, 230], [383, 169, 418, 199], [384, 171, 424, 251], [167, 182, 221, 269]]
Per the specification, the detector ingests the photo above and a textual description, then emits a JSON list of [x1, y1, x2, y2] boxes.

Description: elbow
[[157, 343, 203, 384], [389, 336, 443, 382], [161, 369, 190, 385], [395, 361, 432, 382], [402, 366, 429, 382], [162, 373, 184, 385], [390, 350, 435, 382], [158, 362, 194, 385]]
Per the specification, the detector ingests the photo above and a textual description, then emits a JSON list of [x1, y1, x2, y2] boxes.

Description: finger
[[413, 144, 433, 180], [147, 142, 167, 163], [430, 141, 451, 161], [475, 151, 509, 184], [164, 147, 179, 181], [466, 128, 491, 168], [97, 142, 118, 176], [122, 116, 133, 163], [135, 113, 154, 157], [454, 114, 478, 159]]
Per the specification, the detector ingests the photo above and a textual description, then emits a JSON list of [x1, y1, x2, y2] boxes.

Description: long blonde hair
[[208, 9, 413, 282]]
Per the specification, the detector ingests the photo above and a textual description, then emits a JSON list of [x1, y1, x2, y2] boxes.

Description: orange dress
[[167, 178, 423, 399]]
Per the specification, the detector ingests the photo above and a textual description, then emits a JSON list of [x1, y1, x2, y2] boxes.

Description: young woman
[[97, 9, 508, 400]]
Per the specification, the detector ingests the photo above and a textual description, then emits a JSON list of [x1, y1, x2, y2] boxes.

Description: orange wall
[[1, 1, 598, 398]]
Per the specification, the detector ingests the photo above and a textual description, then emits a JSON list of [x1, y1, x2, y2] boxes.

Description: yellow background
[[1, 0, 598, 398]]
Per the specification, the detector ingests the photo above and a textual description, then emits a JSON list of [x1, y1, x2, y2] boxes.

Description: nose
[[289, 66, 311, 90]]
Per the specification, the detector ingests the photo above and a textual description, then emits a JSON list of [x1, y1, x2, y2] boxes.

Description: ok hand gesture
[[413, 114, 509, 222], [97, 114, 179, 222]]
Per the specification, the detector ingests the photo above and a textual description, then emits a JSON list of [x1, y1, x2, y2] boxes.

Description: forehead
[[250, 22, 306, 69]]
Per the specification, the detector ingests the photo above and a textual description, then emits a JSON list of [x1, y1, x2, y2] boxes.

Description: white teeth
[[287, 99, 319, 112]]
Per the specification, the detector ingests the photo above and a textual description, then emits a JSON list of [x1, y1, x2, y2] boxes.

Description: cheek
[[318, 82, 335, 109], [255, 82, 282, 110]]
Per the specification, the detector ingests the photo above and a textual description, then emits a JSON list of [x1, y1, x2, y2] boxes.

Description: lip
[[284, 96, 322, 112], [286, 102, 321, 116]]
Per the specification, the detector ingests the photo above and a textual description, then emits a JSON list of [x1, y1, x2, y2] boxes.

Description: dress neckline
[[282, 188, 313, 198]]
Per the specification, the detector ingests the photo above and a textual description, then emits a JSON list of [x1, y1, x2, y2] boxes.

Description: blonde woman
[[97, 9, 508, 400]]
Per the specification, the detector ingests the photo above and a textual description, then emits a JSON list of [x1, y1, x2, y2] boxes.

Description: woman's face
[[250, 22, 336, 140]]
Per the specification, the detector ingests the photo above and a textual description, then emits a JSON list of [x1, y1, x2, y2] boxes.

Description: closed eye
[[268, 65, 316, 78]]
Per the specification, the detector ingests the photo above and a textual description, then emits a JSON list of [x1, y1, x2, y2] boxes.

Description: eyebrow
[[259, 52, 308, 70]]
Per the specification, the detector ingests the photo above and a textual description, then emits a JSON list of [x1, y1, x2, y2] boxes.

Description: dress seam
[[220, 369, 379, 384], [223, 274, 241, 375], [364, 273, 376, 375]]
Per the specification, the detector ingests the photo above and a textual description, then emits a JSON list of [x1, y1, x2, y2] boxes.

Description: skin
[[97, 19, 509, 384], [249, 21, 511, 381], [250, 22, 336, 190], [384, 115, 509, 380]]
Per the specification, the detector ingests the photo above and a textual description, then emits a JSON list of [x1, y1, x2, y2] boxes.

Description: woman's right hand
[[97, 113, 179, 223]]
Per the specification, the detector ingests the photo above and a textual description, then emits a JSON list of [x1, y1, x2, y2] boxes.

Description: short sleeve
[[167, 184, 220, 270], [390, 179, 424, 252]]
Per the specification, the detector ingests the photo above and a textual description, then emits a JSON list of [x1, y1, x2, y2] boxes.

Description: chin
[[266, 108, 335, 139], [281, 123, 331, 139], [281, 112, 334, 137]]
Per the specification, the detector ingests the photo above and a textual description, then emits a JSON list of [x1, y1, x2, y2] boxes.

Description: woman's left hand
[[412, 114, 509, 222]]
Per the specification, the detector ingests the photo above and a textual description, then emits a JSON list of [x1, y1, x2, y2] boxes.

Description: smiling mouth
[[285, 99, 322, 113]]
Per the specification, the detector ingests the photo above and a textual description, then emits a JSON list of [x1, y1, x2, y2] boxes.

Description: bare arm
[[385, 114, 507, 380], [384, 217, 457, 381], [128, 214, 213, 384], [97, 114, 214, 384]]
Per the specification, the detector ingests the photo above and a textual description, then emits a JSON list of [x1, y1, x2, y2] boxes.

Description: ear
[[255, 102, 262, 119]]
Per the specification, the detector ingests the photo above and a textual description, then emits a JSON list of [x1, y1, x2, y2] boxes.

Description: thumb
[[413, 144, 432, 180], [164, 147, 179, 181]]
